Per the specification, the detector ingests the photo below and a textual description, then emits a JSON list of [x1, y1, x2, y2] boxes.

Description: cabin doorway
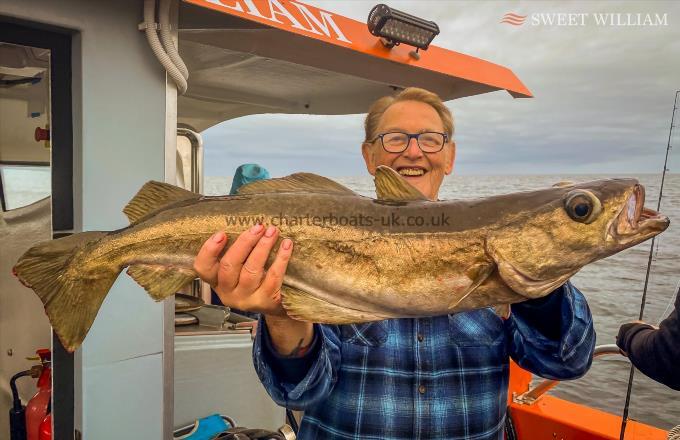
[[0, 19, 73, 440]]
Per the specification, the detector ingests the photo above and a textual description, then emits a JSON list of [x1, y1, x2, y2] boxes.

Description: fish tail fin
[[13, 231, 115, 352]]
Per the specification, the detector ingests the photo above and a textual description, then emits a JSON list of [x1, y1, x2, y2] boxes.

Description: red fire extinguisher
[[38, 414, 51, 440], [25, 349, 51, 440], [9, 349, 51, 440]]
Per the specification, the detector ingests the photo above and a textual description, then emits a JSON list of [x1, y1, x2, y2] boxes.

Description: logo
[[500, 12, 527, 26], [500, 11, 668, 27]]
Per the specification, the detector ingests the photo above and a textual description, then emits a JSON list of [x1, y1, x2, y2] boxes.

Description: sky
[[202, 0, 680, 177]]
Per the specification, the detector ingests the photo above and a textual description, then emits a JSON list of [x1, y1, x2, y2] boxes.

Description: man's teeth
[[398, 168, 424, 176]]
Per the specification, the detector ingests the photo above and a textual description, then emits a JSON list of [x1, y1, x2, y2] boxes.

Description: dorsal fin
[[123, 181, 200, 223], [374, 166, 427, 201], [237, 173, 355, 195]]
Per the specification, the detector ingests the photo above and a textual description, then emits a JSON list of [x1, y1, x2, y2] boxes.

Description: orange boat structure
[[508, 347, 667, 439]]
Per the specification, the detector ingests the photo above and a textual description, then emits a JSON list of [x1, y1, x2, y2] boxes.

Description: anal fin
[[281, 285, 389, 324], [127, 264, 197, 301]]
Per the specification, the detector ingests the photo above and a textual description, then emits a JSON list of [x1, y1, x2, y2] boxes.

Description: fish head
[[485, 178, 669, 298]]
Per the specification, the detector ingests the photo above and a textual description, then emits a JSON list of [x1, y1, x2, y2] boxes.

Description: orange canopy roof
[[179, 0, 532, 130]]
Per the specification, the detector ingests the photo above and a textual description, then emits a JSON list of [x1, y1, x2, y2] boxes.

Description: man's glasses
[[370, 131, 448, 153]]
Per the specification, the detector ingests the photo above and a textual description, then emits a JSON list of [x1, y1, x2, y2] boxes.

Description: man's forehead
[[380, 126, 442, 133], [378, 101, 444, 130]]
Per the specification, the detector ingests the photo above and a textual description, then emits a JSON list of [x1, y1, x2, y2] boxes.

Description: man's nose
[[402, 137, 423, 159]]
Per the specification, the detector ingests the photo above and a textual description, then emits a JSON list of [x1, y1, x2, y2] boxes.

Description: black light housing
[[367, 4, 440, 51]]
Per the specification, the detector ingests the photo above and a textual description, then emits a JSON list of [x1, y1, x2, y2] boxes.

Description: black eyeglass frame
[[370, 131, 450, 153]]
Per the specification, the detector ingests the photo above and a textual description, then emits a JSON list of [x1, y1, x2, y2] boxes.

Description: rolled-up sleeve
[[252, 318, 342, 410], [507, 281, 595, 380]]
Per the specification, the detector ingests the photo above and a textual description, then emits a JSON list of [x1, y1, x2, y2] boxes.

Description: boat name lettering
[[204, 0, 352, 43]]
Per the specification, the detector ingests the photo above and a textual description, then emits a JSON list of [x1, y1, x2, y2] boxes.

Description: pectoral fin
[[447, 263, 495, 310], [281, 285, 389, 324], [127, 264, 197, 301]]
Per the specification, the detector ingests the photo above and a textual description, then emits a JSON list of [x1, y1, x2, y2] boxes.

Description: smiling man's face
[[362, 100, 456, 200]]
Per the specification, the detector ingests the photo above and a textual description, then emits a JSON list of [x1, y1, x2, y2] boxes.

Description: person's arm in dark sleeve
[[508, 281, 596, 380], [252, 316, 341, 410], [617, 290, 680, 391]]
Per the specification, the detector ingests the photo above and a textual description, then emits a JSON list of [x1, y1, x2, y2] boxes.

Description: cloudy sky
[[202, 0, 680, 177]]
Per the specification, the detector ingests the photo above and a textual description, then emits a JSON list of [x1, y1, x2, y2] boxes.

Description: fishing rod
[[656, 280, 680, 326], [619, 89, 679, 440]]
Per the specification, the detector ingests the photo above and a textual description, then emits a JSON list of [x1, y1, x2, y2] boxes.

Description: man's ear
[[445, 141, 456, 175], [361, 142, 377, 175]]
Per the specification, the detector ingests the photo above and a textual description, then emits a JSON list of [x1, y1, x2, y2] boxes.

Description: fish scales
[[13, 167, 669, 351]]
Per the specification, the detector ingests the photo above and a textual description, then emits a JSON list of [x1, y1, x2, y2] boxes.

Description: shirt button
[[417, 333, 424, 342], [418, 385, 426, 394]]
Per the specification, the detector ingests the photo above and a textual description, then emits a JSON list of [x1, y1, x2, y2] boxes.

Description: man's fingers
[[218, 224, 266, 289], [193, 231, 228, 285], [210, 227, 292, 317], [221, 224, 265, 265], [238, 226, 280, 288], [258, 238, 293, 298]]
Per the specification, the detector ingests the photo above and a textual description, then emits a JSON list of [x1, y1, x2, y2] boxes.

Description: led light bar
[[367, 4, 440, 51]]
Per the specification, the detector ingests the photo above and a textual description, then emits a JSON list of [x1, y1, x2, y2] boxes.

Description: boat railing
[[513, 344, 626, 405], [176, 127, 203, 194]]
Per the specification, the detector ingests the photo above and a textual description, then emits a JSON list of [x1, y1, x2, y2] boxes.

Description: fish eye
[[564, 190, 602, 224]]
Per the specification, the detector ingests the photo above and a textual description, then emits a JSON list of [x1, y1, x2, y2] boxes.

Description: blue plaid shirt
[[253, 282, 594, 439]]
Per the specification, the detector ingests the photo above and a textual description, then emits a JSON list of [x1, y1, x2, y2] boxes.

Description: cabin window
[[0, 41, 52, 212], [0, 164, 50, 210]]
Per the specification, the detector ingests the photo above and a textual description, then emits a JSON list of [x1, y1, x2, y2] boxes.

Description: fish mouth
[[610, 184, 669, 246]]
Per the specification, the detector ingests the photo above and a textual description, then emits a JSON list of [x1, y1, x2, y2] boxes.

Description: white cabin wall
[[0, 0, 174, 438]]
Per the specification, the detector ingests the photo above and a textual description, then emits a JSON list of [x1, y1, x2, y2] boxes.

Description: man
[[617, 288, 680, 391], [194, 87, 595, 439]]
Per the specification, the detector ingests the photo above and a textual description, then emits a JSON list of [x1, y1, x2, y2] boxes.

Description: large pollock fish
[[13, 166, 669, 352]]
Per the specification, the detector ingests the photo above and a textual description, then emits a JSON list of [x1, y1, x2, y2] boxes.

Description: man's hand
[[626, 320, 659, 330], [616, 320, 658, 357], [193, 224, 292, 316], [194, 224, 315, 355]]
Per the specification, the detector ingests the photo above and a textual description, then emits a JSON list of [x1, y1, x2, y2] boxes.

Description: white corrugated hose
[[142, 0, 188, 94], [159, 0, 189, 80]]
